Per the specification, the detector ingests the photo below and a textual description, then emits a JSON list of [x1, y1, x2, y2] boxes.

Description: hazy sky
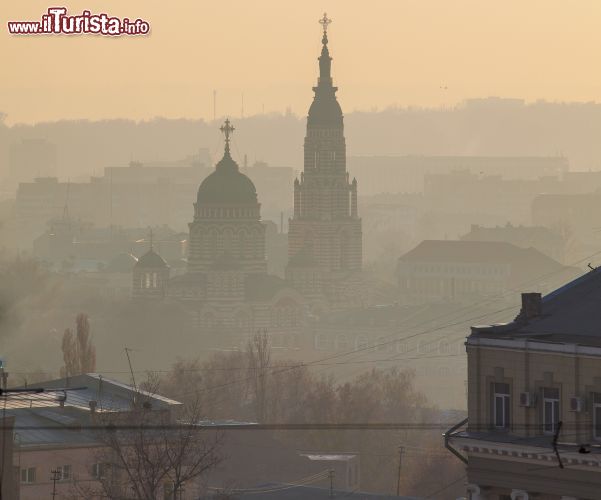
[[3, 0, 601, 124]]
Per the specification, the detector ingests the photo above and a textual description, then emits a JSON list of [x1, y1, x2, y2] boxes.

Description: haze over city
[[3, 0, 601, 123], [2, 3, 601, 499]]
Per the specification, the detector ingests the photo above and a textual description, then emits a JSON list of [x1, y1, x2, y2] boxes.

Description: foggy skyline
[[4, 0, 601, 124]]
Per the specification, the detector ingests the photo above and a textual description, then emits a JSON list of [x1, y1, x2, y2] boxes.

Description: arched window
[[238, 230, 247, 258]]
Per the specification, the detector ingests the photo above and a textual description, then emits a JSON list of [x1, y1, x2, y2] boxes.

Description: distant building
[[10, 138, 57, 185], [461, 223, 567, 264], [532, 191, 601, 244], [15, 157, 294, 250], [347, 155, 568, 195], [447, 269, 601, 499], [397, 240, 579, 304]]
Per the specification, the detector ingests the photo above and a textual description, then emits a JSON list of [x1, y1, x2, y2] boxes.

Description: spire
[[307, 13, 342, 127], [220, 118, 235, 157], [317, 13, 333, 87]]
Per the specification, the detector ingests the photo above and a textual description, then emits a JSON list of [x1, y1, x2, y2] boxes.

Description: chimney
[[517, 292, 542, 321], [89, 400, 98, 413]]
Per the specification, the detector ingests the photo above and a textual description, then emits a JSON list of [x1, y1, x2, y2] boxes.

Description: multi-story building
[[461, 224, 567, 264], [447, 269, 601, 499], [397, 240, 579, 305]]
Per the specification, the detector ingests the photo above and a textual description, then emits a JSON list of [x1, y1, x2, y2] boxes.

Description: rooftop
[[470, 267, 601, 345]]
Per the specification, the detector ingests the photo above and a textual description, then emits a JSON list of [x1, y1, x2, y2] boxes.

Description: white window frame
[[57, 464, 72, 481], [493, 383, 510, 429], [542, 387, 560, 435], [20, 467, 36, 484]]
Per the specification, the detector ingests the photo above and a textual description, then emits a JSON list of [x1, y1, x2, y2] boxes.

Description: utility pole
[[328, 469, 335, 498], [396, 446, 404, 496], [50, 469, 60, 499]]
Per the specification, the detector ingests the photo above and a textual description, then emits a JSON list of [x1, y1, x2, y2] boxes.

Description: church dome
[[196, 153, 257, 206], [196, 119, 258, 206]]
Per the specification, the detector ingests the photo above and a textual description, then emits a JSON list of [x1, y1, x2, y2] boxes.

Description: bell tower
[[288, 14, 362, 275]]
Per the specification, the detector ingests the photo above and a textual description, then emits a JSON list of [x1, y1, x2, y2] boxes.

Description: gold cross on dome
[[220, 118, 235, 147], [319, 13, 332, 33]]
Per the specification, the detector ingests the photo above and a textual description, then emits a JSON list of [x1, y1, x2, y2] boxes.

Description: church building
[[135, 120, 304, 346], [133, 15, 367, 345]]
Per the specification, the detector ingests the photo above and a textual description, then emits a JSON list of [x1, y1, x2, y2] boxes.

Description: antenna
[[124, 347, 138, 396]]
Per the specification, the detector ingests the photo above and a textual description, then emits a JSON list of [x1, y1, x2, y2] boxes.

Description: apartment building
[[447, 268, 601, 499]]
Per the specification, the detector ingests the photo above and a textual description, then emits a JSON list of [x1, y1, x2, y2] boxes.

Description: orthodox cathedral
[[133, 15, 365, 345]]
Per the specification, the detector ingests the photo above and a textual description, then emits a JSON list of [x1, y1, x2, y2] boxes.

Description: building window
[[57, 464, 72, 481], [92, 463, 110, 479], [492, 383, 510, 429], [593, 393, 601, 440], [20, 467, 36, 483], [542, 387, 560, 434]]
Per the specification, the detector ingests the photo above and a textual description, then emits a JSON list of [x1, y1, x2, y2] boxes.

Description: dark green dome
[[196, 151, 258, 206]]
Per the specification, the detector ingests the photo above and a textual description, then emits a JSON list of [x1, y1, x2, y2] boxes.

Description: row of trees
[[47, 326, 460, 498], [156, 331, 464, 497]]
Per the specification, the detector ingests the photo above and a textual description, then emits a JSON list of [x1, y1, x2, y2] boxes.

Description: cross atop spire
[[319, 13, 332, 33], [220, 118, 235, 154], [148, 227, 154, 250], [319, 13, 332, 45]]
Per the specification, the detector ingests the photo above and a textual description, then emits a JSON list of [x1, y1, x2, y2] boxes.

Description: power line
[[168, 248, 601, 402], [423, 474, 466, 499]]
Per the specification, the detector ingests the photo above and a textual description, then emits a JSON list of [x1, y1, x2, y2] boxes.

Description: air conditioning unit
[[569, 397, 584, 412], [519, 392, 536, 407]]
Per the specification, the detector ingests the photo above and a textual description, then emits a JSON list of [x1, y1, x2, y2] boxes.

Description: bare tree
[[60, 313, 96, 377], [72, 377, 222, 500], [247, 329, 271, 422]]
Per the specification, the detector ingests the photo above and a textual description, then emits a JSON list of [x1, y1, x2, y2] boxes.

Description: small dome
[[135, 249, 168, 269], [196, 152, 258, 206]]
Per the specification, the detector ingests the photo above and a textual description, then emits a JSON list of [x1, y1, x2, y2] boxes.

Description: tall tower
[[288, 14, 362, 273]]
